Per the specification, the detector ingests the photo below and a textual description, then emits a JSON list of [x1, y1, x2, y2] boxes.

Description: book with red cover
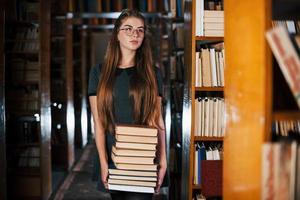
[[201, 160, 223, 197]]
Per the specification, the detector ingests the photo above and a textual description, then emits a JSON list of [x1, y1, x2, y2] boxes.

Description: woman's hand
[[101, 163, 109, 189], [156, 159, 167, 193]]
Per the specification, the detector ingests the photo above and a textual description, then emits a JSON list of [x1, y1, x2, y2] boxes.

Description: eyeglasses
[[119, 27, 145, 36]]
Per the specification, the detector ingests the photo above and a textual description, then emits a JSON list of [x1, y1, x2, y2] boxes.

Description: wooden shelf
[[195, 87, 224, 92], [12, 81, 39, 86], [194, 136, 224, 142], [195, 36, 224, 41], [10, 167, 40, 176], [8, 110, 40, 116], [6, 97, 39, 101], [272, 110, 300, 120], [6, 39, 39, 42], [7, 143, 40, 147], [192, 184, 202, 190], [6, 51, 39, 55]]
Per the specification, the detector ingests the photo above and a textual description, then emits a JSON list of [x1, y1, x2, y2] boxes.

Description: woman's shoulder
[[88, 63, 103, 96], [90, 63, 103, 76]]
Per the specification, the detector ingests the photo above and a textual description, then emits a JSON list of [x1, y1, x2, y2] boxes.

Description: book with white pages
[[109, 175, 157, 182], [108, 184, 154, 193], [115, 163, 157, 171], [115, 134, 157, 144], [108, 178, 156, 187], [115, 142, 156, 151], [112, 146, 156, 157], [108, 169, 157, 177], [111, 153, 155, 165]]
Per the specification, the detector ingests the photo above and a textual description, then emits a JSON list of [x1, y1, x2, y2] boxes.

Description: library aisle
[[51, 144, 110, 200]]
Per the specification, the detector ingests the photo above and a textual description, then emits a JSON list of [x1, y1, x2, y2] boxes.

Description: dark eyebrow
[[122, 24, 145, 29]]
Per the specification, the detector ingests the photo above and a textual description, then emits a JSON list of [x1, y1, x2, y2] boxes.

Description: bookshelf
[[183, 0, 225, 199], [4, 0, 52, 199], [50, 0, 75, 171], [73, 25, 88, 148], [0, 4, 6, 200], [160, 14, 184, 200]]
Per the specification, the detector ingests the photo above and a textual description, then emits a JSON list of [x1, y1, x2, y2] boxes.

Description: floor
[[51, 143, 168, 200], [51, 144, 111, 200]]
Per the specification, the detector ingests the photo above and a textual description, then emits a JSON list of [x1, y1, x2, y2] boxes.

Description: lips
[[130, 40, 138, 44]]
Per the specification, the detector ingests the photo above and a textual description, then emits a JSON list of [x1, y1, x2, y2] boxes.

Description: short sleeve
[[88, 64, 101, 96], [154, 67, 163, 97]]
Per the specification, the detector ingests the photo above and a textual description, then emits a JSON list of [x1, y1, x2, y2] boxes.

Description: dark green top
[[88, 64, 164, 192]]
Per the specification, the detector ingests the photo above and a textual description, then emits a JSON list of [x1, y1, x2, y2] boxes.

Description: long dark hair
[[97, 9, 160, 133]]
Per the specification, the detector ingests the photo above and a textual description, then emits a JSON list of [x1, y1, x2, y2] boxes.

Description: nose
[[132, 29, 139, 37]]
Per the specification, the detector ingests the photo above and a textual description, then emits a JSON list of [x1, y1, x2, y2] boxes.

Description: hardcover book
[[266, 26, 300, 108]]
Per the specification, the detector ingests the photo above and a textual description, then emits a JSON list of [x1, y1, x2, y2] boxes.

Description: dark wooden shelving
[[272, 110, 300, 120], [192, 184, 202, 190], [195, 87, 224, 92], [194, 136, 224, 142]]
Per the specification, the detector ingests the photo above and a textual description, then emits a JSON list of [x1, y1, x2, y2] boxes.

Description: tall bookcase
[[4, 0, 52, 199], [0, 4, 6, 200], [223, 0, 299, 199], [161, 15, 185, 200], [183, 0, 225, 199], [73, 25, 88, 149], [50, 0, 75, 172]]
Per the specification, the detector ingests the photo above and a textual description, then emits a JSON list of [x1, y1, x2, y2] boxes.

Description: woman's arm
[[89, 96, 109, 189], [156, 96, 167, 193]]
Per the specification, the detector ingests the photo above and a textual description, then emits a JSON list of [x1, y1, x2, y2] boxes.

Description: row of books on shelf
[[273, 120, 300, 137], [108, 125, 158, 193], [170, 54, 184, 82], [195, 44, 225, 87], [18, 147, 40, 167], [272, 20, 300, 34], [13, 27, 39, 40], [203, 0, 223, 11], [10, 59, 39, 71], [65, 0, 169, 13], [262, 141, 300, 200], [11, 41, 39, 52], [7, 100, 39, 111], [194, 97, 225, 137], [13, 70, 40, 83], [16, 1, 39, 21], [195, 0, 224, 37], [172, 25, 184, 49], [194, 143, 223, 194], [266, 26, 300, 108], [170, 0, 184, 17], [6, 88, 38, 100]]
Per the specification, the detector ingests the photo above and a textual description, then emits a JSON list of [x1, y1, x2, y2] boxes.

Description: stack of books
[[203, 10, 224, 37], [108, 125, 158, 193]]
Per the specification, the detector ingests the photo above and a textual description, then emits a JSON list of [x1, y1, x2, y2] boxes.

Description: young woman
[[88, 9, 167, 200]]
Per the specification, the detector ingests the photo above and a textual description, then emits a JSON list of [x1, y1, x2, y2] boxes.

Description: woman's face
[[117, 17, 145, 51]]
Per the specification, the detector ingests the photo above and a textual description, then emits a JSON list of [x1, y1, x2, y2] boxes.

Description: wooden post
[[66, 15, 75, 169], [223, 0, 272, 199], [40, 0, 52, 199], [0, 5, 6, 200]]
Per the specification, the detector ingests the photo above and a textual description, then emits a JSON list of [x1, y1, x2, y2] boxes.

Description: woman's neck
[[119, 48, 136, 68]]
